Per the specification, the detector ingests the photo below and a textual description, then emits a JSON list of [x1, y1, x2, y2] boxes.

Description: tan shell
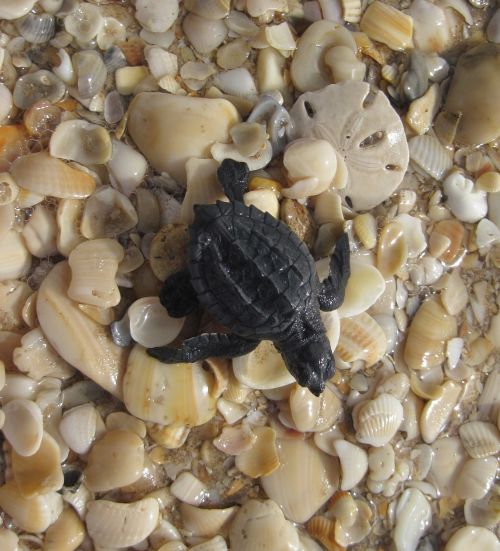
[[44, 507, 85, 551], [404, 298, 457, 370], [459, 421, 500, 459], [10, 152, 96, 199], [86, 497, 160, 548], [306, 515, 339, 551], [2, 398, 43, 456], [353, 213, 377, 249], [128, 93, 240, 184], [432, 220, 464, 264], [235, 426, 280, 478], [123, 345, 217, 426], [84, 429, 145, 492], [36, 261, 127, 398], [420, 381, 463, 444], [337, 312, 387, 367], [289, 384, 341, 433], [360, 1, 413, 51], [12, 431, 63, 497], [377, 222, 408, 278], [260, 438, 340, 523]]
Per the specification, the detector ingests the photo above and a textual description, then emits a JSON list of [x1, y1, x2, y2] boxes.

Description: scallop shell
[[123, 345, 217, 426], [360, 1, 413, 50], [306, 515, 338, 550], [235, 426, 280, 478], [12, 432, 63, 497], [408, 135, 453, 181], [10, 152, 96, 199], [260, 438, 340, 523], [355, 393, 404, 447], [2, 398, 43, 457], [404, 297, 457, 370], [50, 120, 112, 165], [336, 313, 387, 367], [229, 499, 300, 551], [86, 497, 159, 548], [459, 421, 500, 459]]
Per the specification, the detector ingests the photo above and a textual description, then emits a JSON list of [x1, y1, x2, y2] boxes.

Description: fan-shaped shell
[[355, 393, 403, 447], [459, 421, 500, 459]]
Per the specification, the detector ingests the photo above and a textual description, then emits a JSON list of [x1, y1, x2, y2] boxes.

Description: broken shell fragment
[[50, 120, 112, 165], [454, 457, 498, 500], [22, 204, 58, 258], [0, 230, 31, 281], [333, 440, 368, 490], [420, 381, 462, 444], [13, 70, 65, 110], [355, 393, 403, 447], [392, 488, 431, 551], [235, 426, 280, 478], [338, 260, 385, 318], [86, 497, 159, 548], [443, 172, 488, 223], [360, 1, 413, 51], [408, 135, 453, 181], [128, 93, 240, 184], [43, 507, 85, 551], [170, 471, 207, 505]]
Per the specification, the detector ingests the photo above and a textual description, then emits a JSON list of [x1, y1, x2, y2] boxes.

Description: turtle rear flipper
[[318, 232, 350, 311], [217, 159, 249, 202], [148, 332, 259, 363], [160, 270, 199, 318]]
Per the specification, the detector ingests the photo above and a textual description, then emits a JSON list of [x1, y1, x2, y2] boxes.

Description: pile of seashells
[[0, 0, 499, 550]]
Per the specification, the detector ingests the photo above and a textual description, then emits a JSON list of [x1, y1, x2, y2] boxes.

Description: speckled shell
[[189, 201, 316, 337]]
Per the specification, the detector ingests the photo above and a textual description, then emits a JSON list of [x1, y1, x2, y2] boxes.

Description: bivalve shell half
[[261, 438, 340, 523], [58, 403, 97, 455], [2, 398, 43, 457], [235, 426, 280, 478], [10, 152, 95, 199], [0, 482, 62, 533], [332, 440, 368, 490], [454, 457, 498, 500], [123, 345, 217, 426], [170, 472, 207, 506], [444, 526, 500, 551], [229, 499, 300, 551], [44, 507, 85, 551], [360, 1, 413, 51], [404, 298, 457, 370], [50, 120, 112, 165], [12, 431, 63, 498], [337, 312, 387, 367], [86, 497, 159, 548], [459, 421, 500, 459], [355, 393, 404, 447], [392, 488, 431, 551], [408, 135, 453, 181]]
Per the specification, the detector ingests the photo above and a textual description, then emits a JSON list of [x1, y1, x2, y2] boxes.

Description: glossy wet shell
[[189, 200, 316, 337]]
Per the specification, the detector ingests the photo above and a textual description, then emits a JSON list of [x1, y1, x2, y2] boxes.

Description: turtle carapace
[[147, 159, 350, 396]]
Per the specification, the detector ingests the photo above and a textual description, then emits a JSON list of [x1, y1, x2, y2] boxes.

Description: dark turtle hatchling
[[148, 159, 350, 396]]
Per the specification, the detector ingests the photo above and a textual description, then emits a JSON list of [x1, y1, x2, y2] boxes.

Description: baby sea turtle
[[148, 159, 350, 396]]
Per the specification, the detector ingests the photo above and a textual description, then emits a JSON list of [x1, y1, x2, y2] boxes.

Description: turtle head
[[281, 336, 335, 397]]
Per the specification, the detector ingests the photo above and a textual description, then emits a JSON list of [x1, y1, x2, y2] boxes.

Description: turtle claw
[[217, 159, 249, 202], [317, 232, 350, 311]]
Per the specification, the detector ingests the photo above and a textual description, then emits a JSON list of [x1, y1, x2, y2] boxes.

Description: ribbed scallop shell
[[10, 152, 96, 199], [408, 135, 453, 181], [336, 312, 387, 367], [355, 393, 403, 447], [306, 516, 338, 550], [459, 421, 500, 459]]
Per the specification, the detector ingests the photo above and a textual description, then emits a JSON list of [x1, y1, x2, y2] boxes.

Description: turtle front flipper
[[317, 232, 350, 311], [148, 332, 259, 363], [160, 270, 199, 318], [217, 159, 249, 202]]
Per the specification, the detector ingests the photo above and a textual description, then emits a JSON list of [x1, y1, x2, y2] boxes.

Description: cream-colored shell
[[2, 398, 43, 456], [360, 1, 413, 51], [50, 120, 112, 165], [86, 497, 160, 548], [333, 439, 368, 490], [59, 403, 98, 454], [444, 526, 500, 551], [454, 457, 498, 500], [355, 394, 404, 447], [392, 488, 432, 551], [37, 262, 127, 398], [337, 312, 387, 367], [128, 93, 240, 184], [44, 506, 86, 551], [123, 345, 217, 426], [22, 203, 58, 258], [459, 421, 500, 459], [338, 260, 386, 318], [180, 503, 238, 538], [0, 230, 31, 281], [420, 381, 462, 444], [235, 426, 280, 478]]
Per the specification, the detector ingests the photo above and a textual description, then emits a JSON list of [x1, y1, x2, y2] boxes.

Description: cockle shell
[[50, 120, 112, 165], [290, 82, 409, 210], [10, 152, 96, 199], [261, 438, 340, 523], [123, 345, 217, 426], [86, 497, 159, 548], [128, 93, 240, 184], [459, 421, 500, 459], [37, 262, 127, 398], [404, 297, 457, 370], [360, 1, 413, 51], [229, 499, 300, 551], [355, 394, 403, 447], [2, 398, 43, 456], [336, 312, 387, 367], [58, 403, 98, 455]]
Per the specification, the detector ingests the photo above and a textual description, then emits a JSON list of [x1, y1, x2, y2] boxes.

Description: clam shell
[[459, 421, 500, 459], [50, 120, 112, 165], [404, 297, 457, 371], [37, 262, 127, 398], [408, 135, 453, 181], [11, 152, 96, 199], [123, 344, 217, 426], [0, 482, 62, 533], [3, 398, 43, 457], [360, 1, 413, 51], [355, 394, 403, 447], [392, 488, 432, 551], [420, 381, 462, 444], [260, 438, 340, 523], [86, 497, 159, 548], [59, 403, 98, 455], [229, 499, 300, 551], [235, 426, 280, 478], [337, 312, 387, 367], [84, 429, 144, 492], [44, 507, 85, 551], [337, 260, 385, 318], [12, 431, 63, 498]]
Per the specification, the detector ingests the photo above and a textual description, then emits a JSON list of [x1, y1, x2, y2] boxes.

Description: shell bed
[[0, 1, 499, 551]]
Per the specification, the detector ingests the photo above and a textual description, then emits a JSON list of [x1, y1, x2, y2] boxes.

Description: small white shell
[[264, 22, 296, 52], [459, 421, 500, 459], [170, 472, 207, 505], [355, 394, 403, 447], [0, 0, 36, 20], [2, 398, 43, 456], [86, 497, 160, 548], [443, 172, 488, 223], [58, 403, 97, 454], [211, 141, 273, 171], [408, 135, 453, 181], [128, 296, 184, 348], [0, 230, 31, 281], [107, 139, 148, 197], [392, 488, 432, 551], [183, 13, 227, 54], [443, 526, 500, 551], [368, 444, 395, 481], [215, 68, 258, 97], [332, 439, 368, 490], [180, 503, 238, 538], [97, 17, 126, 50], [393, 214, 427, 258]]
